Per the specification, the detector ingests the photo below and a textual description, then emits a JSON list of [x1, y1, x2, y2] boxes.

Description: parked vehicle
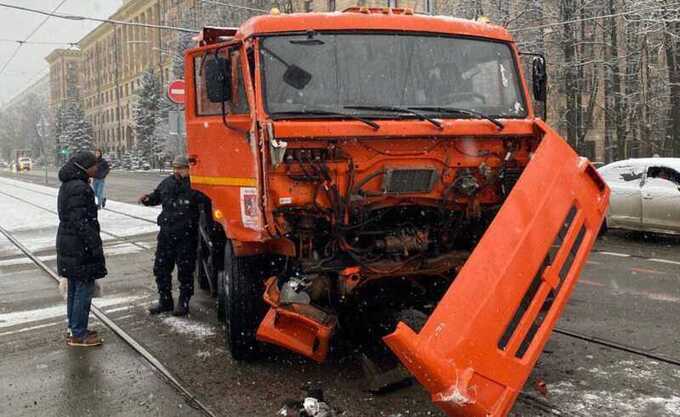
[[185, 10, 608, 417], [598, 158, 680, 235], [13, 150, 32, 172]]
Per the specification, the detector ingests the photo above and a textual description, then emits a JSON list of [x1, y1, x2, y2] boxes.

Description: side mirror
[[205, 56, 232, 103], [532, 56, 547, 102]]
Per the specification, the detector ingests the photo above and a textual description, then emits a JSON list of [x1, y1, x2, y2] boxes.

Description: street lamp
[[35, 117, 50, 185]]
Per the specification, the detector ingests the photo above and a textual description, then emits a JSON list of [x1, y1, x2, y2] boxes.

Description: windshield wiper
[[270, 110, 380, 130], [344, 105, 443, 129], [408, 106, 505, 130]]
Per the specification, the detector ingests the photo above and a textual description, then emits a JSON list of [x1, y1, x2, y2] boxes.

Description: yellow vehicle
[[14, 150, 32, 172]]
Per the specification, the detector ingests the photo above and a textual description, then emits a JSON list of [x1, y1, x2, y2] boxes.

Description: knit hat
[[172, 155, 190, 168], [71, 151, 98, 172]]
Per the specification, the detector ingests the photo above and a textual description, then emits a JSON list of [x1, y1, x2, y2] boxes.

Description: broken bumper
[[384, 121, 610, 417]]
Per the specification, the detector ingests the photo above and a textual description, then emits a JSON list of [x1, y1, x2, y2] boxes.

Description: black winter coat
[[142, 175, 206, 235], [93, 158, 110, 180], [56, 161, 107, 280]]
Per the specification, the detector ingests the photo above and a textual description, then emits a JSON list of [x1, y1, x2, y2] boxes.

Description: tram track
[[0, 177, 157, 225], [0, 188, 154, 254], [0, 223, 220, 417]]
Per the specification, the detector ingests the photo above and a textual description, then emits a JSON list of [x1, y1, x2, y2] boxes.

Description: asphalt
[[1, 169, 679, 417]]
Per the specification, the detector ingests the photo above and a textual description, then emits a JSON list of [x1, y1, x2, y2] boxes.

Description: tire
[[222, 240, 266, 361], [195, 209, 221, 294], [195, 240, 212, 292], [216, 270, 225, 322]]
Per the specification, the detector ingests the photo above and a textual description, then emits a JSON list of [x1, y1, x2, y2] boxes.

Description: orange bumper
[[256, 277, 337, 363], [384, 121, 610, 417]]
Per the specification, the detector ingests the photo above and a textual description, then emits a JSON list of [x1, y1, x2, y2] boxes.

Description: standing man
[[139, 155, 204, 316], [92, 149, 110, 209], [57, 151, 107, 347]]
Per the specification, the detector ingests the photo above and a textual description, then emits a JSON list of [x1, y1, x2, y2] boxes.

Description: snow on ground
[[549, 359, 680, 416], [161, 316, 217, 339], [0, 294, 149, 329], [0, 176, 160, 252], [0, 242, 146, 268]]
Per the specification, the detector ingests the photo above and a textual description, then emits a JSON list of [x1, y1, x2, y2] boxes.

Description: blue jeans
[[92, 179, 106, 207], [67, 279, 95, 338]]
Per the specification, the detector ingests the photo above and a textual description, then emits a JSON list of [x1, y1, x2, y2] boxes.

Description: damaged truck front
[[184, 9, 609, 417]]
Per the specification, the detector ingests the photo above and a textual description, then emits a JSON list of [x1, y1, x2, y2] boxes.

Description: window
[[193, 49, 249, 116], [328, 0, 336, 11], [647, 166, 680, 186], [600, 164, 644, 185], [260, 33, 526, 117]]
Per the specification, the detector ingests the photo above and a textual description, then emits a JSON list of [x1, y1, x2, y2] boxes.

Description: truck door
[[641, 166, 680, 233], [384, 122, 609, 417], [186, 44, 261, 235]]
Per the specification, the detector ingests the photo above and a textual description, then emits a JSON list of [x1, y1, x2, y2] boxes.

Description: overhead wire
[[199, 0, 269, 14], [0, 2, 199, 34], [0, 38, 78, 46], [0, 0, 68, 77]]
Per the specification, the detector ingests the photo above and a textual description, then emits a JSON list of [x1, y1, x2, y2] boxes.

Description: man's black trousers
[[153, 229, 198, 297]]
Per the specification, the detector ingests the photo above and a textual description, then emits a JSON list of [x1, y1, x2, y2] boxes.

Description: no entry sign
[[167, 79, 186, 104]]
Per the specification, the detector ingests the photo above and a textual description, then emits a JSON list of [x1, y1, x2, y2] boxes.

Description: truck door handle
[[642, 194, 653, 200]]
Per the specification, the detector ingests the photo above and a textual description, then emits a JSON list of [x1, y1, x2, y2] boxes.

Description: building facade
[[78, 0, 202, 155], [45, 49, 81, 112]]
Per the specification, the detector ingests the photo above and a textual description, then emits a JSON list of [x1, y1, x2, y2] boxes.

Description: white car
[[598, 158, 680, 235]]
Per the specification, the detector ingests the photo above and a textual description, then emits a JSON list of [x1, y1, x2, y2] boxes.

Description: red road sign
[[167, 80, 185, 104]]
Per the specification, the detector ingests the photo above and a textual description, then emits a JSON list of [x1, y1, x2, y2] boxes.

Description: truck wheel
[[222, 240, 266, 361], [195, 209, 220, 294], [195, 240, 212, 292], [216, 270, 225, 322]]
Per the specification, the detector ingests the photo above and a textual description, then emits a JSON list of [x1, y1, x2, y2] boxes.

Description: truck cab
[[184, 9, 608, 417]]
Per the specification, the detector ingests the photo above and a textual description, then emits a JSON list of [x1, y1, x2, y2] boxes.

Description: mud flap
[[383, 121, 609, 417]]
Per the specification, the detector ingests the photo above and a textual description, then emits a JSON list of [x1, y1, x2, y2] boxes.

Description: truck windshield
[[260, 33, 526, 118]]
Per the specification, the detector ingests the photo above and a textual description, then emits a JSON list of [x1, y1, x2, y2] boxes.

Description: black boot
[[148, 294, 173, 315], [172, 293, 191, 317]]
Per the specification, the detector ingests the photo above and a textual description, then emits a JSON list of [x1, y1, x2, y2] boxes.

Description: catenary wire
[[200, 0, 269, 14], [0, 0, 68, 77], [0, 2, 199, 34], [0, 38, 78, 46]]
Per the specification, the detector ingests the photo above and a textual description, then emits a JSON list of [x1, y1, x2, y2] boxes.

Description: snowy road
[[0, 176, 159, 255]]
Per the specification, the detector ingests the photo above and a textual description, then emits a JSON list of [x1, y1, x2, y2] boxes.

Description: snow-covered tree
[[131, 69, 164, 164], [57, 101, 94, 153]]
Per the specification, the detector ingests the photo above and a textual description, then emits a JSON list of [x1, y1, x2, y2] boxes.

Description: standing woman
[[57, 151, 107, 347], [92, 149, 110, 209]]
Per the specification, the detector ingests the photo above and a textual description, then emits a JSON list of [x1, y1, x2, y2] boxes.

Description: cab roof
[[235, 9, 514, 42]]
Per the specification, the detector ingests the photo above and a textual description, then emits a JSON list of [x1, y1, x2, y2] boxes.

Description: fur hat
[[71, 151, 97, 172], [172, 155, 190, 168]]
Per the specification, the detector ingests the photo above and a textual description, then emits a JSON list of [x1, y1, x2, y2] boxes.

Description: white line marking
[[0, 320, 63, 337], [599, 251, 631, 257], [649, 258, 680, 266], [0, 295, 147, 328]]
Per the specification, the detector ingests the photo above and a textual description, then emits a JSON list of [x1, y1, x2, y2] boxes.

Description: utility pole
[[113, 24, 122, 157]]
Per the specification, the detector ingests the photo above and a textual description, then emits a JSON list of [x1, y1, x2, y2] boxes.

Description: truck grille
[[383, 169, 437, 194]]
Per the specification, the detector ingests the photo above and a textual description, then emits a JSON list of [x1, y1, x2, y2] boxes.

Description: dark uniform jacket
[[56, 161, 107, 280], [93, 158, 110, 180], [142, 175, 206, 235]]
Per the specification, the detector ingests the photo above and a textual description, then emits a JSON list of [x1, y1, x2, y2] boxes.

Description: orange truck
[[184, 8, 609, 417]]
